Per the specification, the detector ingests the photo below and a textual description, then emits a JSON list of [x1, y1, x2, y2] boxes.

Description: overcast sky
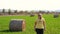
[[0, 0, 60, 11]]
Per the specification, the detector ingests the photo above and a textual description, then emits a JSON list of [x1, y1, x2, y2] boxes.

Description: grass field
[[0, 14, 60, 34]]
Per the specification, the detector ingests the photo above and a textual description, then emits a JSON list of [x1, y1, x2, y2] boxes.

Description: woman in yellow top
[[34, 13, 46, 34]]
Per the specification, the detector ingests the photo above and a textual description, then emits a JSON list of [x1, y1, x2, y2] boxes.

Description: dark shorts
[[35, 28, 44, 34]]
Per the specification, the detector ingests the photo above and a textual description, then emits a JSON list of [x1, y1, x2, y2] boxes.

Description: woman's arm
[[34, 21, 37, 28], [43, 19, 46, 31]]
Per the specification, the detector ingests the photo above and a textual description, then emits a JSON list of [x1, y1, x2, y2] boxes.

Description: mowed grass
[[0, 14, 60, 34]]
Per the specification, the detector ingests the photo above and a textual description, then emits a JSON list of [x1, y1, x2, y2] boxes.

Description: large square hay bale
[[9, 19, 25, 31]]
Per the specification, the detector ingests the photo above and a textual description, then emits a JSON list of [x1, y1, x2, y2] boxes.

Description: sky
[[0, 0, 60, 11]]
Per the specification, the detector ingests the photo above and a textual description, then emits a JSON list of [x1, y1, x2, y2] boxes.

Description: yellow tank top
[[35, 18, 44, 29]]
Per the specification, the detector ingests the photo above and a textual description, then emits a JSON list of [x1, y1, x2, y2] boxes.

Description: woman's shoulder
[[42, 17, 45, 21], [42, 17, 44, 19]]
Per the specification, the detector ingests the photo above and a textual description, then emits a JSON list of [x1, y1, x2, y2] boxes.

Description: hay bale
[[9, 19, 25, 31], [54, 14, 59, 18], [30, 14, 35, 17]]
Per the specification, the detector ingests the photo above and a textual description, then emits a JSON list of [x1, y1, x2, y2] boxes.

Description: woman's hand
[[44, 27, 46, 31], [34, 26, 36, 31]]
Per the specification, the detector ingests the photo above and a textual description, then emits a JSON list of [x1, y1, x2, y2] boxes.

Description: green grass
[[0, 14, 60, 34]]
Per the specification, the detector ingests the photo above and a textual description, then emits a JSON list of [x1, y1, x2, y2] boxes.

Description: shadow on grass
[[0, 30, 22, 32]]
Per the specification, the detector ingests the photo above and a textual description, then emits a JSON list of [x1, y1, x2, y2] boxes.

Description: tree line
[[0, 9, 60, 15]]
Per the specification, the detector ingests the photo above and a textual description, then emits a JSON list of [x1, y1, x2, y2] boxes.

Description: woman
[[34, 13, 46, 34]]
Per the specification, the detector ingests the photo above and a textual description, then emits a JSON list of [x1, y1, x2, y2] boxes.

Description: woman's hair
[[38, 13, 42, 16]]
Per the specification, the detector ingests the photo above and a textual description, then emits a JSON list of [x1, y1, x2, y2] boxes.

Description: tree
[[24, 10, 28, 15], [2, 9, 5, 13], [8, 9, 11, 15], [14, 10, 17, 13], [19, 10, 23, 14], [46, 11, 50, 14], [39, 10, 42, 13]]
